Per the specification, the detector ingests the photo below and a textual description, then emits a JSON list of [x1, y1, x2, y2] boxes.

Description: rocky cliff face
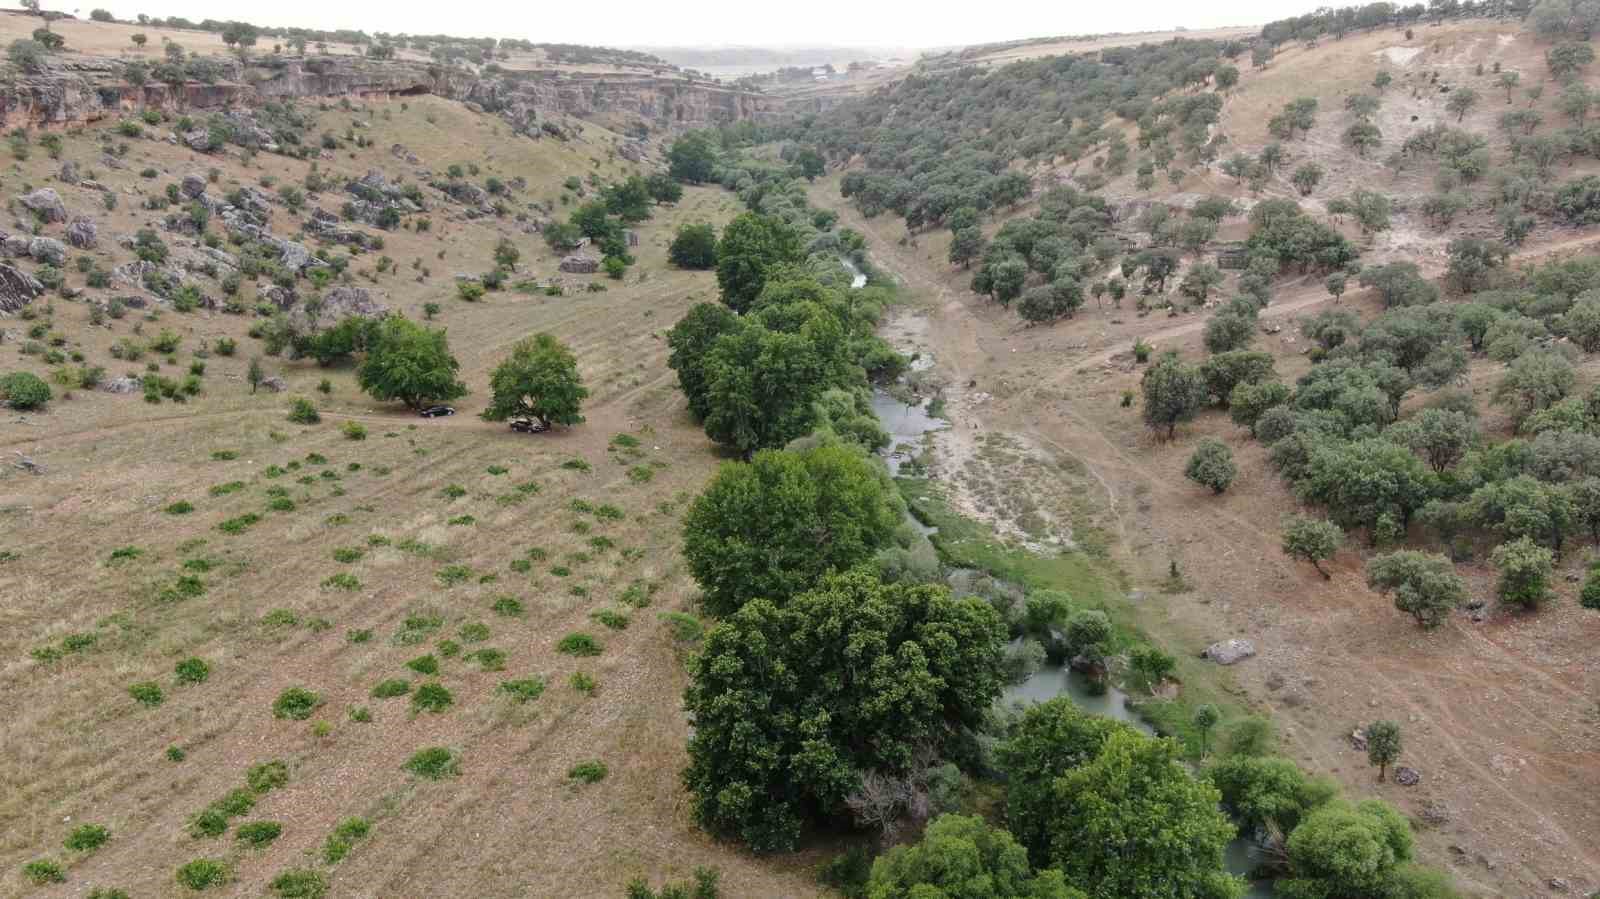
[[0, 54, 780, 135]]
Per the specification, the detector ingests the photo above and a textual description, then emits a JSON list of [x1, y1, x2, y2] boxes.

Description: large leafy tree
[[683, 570, 1007, 852], [668, 131, 719, 184], [700, 304, 848, 455], [1206, 755, 1337, 840], [683, 444, 901, 616], [715, 213, 803, 313], [867, 814, 1086, 899], [355, 317, 467, 410], [1365, 550, 1465, 627], [480, 333, 587, 428], [1045, 730, 1242, 899], [668, 222, 718, 269], [998, 697, 1134, 866], [1277, 800, 1419, 899], [1141, 352, 1208, 439], [666, 303, 742, 420]]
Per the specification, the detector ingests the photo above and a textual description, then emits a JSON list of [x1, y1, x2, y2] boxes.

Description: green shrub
[[411, 682, 453, 713], [332, 547, 364, 563], [348, 706, 372, 723], [435, 564, 472, 585], [175, 858, 229, 891], [561, 457, 591, 472], [470, 648, 506, 671], [287, 397, 320, 424], [216, 512, 261, 534], [404, 747, 459, 780], [266, 496, 296, 512], [22, 859, 65, 884], [592, 609, 629, 630], [246, 760, 289, 793], [166, 500, 196, 515], [371, 679, 410, 698], [321, 572, 360, 591], [322, 817, 371, 864], [491, 596, 524, 616], [128, 681, 164, 707], [208, 480, 245, 496], [568, 760, 608, 783], [64, 823, 110, 851], [175, 657, 210, 684], [167, 746, 187, 762], [569, 671, 597, 694], [556, 632, 601, 656], [406, 654, 439, 675], [271, 687, 320, 720], [659, 611, 703, 644], [2, 371, 52, 410], [341, 420, 367, 440], [235, 821, 282, 847], [499, 677, 546, 702], [269, 869, 327, 898], [458, 622, 491, 642], [88, 889, 131, 899]]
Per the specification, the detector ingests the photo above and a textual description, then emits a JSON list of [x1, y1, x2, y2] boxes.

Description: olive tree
[[1491, 536, 1554, 609], [1185, 438, 1238, 494], [1364, 721, 1403, 782], [1282, 516, 1344, 579], [1365, 550, 1465, 627], [1141, 352, 1207, 440], [355, 317, 467, 410]]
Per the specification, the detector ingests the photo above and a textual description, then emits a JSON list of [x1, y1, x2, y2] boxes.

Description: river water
[[852, 258, 1272, 896]]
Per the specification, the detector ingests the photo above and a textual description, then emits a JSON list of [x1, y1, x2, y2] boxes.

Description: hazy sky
[[67, 1, 1317, 50]]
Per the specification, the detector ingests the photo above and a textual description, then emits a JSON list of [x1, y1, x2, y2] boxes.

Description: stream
[[853, 259, 1273, 897]]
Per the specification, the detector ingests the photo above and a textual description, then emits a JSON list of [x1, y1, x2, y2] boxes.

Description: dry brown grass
[[0, 93, 831, 897]]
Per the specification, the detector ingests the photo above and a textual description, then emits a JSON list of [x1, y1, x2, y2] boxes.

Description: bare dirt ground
[[811, 167, 1600, 897], [0, 94, 831, 897]]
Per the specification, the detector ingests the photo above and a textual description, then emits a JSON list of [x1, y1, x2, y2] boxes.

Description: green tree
[[1281, 516, 1343, 579], [699, 306, 849, 456], [1230, 380, 1290, 435], [1365, 721, 1402, 782], [1278, 799, 1418, 897], [1491, 536, 1554, 609], [1046, 730, 1241, 899], [1185, 438, 1237, 494], [666, 303, 742, 421], [355, 317, 467, 410], [1347, 189, 1392, 236], [683, 569, 1006, 852], [645, 172, 683, 205], [1193, 704, 1221, 756], [683, 444, 901, 616], [998, 697, 1136, 866], [247, 357, 264, 394], [715, 213, 802, 313], [668, 131, 719, 183], [1286, 162, 1324, 195], [1207, 755, 1337, 838], [949, 226, 985, 268], [1365, 550, 1465, 627], [1141, 352, 1207, 440], [480, 333, 587, 429], [1203, 312, 1256, 354], [1445, 86, 1479, 122], [1494, 351, 1575, 427], [7, 39, 46, 72], [1547, 41, 1595, 82], [668, 223, 717, 269], [866, 814, 1085, 899]]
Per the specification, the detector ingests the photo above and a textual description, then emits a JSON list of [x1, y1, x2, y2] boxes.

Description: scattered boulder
[[27, 237, 67, 266], [1201, 639, 1256, 665], [1350, 728, 1368, 751], [181, 173, 208, 199], [2, 235, 31, 258], [1393, 766, 1421, 786], [20, 188, 67, 223], [181, 129, 213, 152], [100, 375, 143, 394], [259, 375, 287, 393], [65, 217, 97, 249], [0, 263, 46, 312], [1418, 800, 1452, 826], [57, 160, 80, 184], [441, 180, 489, 206], [263, 285, 297, 309], [618, 140, 646, 163], [559, 254, 599, 274]]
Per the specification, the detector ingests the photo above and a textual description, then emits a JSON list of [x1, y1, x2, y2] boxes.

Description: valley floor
[[809, 175, 1600, 899]]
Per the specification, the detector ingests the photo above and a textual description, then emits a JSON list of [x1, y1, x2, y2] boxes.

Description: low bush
[[235, 821, 282, 847], [271, 687, 320, 720], [568, 760, 608, 784], [64, 823, 110, 851], [174, 858, 229, 891], [411, 682, 453, 713], [175, 657, 210, 684], [128, 681, 164, 706], [404, 747, 459, 780], [556, 632, 601, 656]]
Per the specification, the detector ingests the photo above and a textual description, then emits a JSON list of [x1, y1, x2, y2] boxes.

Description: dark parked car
[[418, 405, 455, 418], [509, 418, 549, 434]]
